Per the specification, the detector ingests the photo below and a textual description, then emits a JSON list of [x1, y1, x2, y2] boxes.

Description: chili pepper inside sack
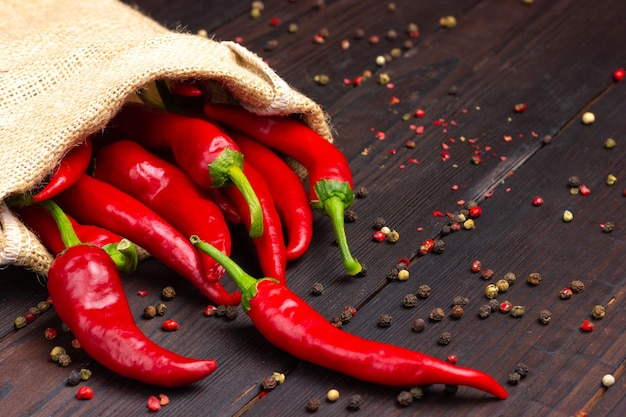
[[0, 0, 333, 276]]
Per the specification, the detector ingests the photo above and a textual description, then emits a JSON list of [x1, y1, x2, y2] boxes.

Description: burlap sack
[[0, 0, 332, 276]]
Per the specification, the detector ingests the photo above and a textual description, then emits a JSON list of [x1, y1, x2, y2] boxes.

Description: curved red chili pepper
[[54, 174, 234, 305], [205, 188, 244, 225], [48, 244, 217, 387], [94, 140, 240, 306], [228, 129, 313, 261], [103, 102, 263, 238], [32, 136, 93, 203], [192, 236, 508, 399], [13, 203, 137, 273], [223, 162, 287, 285], [203, 104, 362, 276]]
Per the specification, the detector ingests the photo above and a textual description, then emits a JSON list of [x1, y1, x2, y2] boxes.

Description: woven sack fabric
[[0, 0, 332, 275]]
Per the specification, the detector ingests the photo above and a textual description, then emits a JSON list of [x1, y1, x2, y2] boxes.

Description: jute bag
[[0, 0, 332, 276]]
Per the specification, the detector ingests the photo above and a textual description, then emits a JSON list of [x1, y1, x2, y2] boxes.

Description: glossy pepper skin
[[203, 104, 362, 276], [32, 136, 93, 203], [55, 174, 224, 303], [192, 236, 508, 400], [103, 102, 263, 238], [94, 140, 240, 306], [48, 244, 217, 387], [223, 162, 287, 285], [228, 129, 313, 261]]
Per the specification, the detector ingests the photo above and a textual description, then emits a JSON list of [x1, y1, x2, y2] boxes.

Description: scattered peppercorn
[[429, 307, 445, 321], [439, 15, 457, 28], [262, 375, 277, 391], [452, 296, 469, 306], [313, 74, 330, 85], [481, 269, 494, 280], [485, 284, 499, 299], [563, 210, 574, 222], [438, 332, 452, 345], [340, 309, 353, 324], [397, 269, 410, 281], [403, 293, 418, 307], [538, 309, 552, 324], [311, 282, 324, 295], [515, 363, 529, 378], [417, 284, 431, 298], [559, 288, 573, 299], [581, 112, 595, 125], [372, 217, 386, 230], [378, 314, 393, 327], [330, 317, 342, 328], [603, 138, 616, 149], [511, 305, 526, 318], [471, 259, 482, 273], [143, 305, 157, 319], [58, 353, 72, 367], [568, 175, 582, 187], [601, 374, 616, 387], [387, 229, 400, 243], [215, 305, 227, 316], [306, 397, 321, 411], [507, 372, 521, 385], [155, 302, 167, 316], [488, 298, 500, 312], [606, 174, 617, 186], [50, 346, 67, 362], [161, 319, 179, 331], [67, 369, 82, 386], [76, 386, 93, 400], [327, 389, 340, 402], [347, 394, 363, 410], [386, 267, 399, 281], [225, 305, 238, 320], [161, 286, 176, 301], [447, 354, 458, 365], [495, 279, 509, 293], [44, 327, 58, 340], [412, 318, 426, 332], [499, 300, 512, 313], [580, 320, 596, 332], [532, 196, 544, 206], [432, 239, 446, 253], [601, 222, 614, 233], [79, 368, 92, 381], [14, 316, 27, 329], [450, 305, 464, 319], [591, 305, 606, 319], [37, 300, 51, 313], [528, 272, 542, 286], [410, 386, 424, 399], [397, 390, 413, 407], [478, 304, 492, 318]]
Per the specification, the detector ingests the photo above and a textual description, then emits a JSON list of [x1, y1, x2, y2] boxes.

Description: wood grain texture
[[1, 0, 624, 416]]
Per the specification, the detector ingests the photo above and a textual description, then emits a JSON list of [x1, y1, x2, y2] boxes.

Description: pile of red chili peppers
[[8, 80, 507, 400]]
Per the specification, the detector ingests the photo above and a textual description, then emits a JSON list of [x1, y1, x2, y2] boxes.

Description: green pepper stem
[[103, 239, 138, 274], [323, 196, 363, 276], [191, 235, 261, 312], [209, 148, 263, 238], [38, 200, 82, 249]]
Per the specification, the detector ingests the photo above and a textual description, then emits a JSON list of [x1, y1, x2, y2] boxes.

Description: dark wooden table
[[1, 1, 624, 416]]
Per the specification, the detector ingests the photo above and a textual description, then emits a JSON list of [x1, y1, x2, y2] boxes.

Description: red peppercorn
[[147, 395, 161, 411], [447, 354, 458, 364], [344, 306, 357, 316], [44, 327, 58, 340], [532, 196, 543, 206], [468, 206, 482, 218], [414, 109, 425, 118], [613, 68, 625, 82], [580, 320, 595, 332], [421, 239, 435, 253], [137, 290, 148, 296], [513, 103, 527, 113], [24, 312, 37, 324], [471, 260, 482, 273], [204, 305, 218, 316], [162, 320, 179, 332], [579, 184, 591, 195], [373, 231, 386, 242], [499, 301, 512, 313], [76, 386, 94, 400]]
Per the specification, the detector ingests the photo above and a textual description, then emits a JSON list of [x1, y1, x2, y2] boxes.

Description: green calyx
[[191, 235, 277, 312], [311, 179, 362, 276], [209, 148, 263, 238], [102, 239, 138, 274]]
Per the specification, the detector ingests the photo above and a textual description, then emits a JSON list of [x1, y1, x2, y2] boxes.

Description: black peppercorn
[[378, 314, 392, 327], [432, 239, 446, 253], [262, 376, 277, 390], [161, 286, 176, 301], [440, 225, 451, 236], [403, 294, 418, 307], [514, 363, 529, 378], [67, 369, 82, 386], [386, 267, 399, 281], [225, 306, 238, 320], [478, 304, 492, 319], [311, 282, 324, 295], [429, 307, 445, 321], [452, 296, 469, 306], [412, 318, 426, 332], [397, 390, 413, 407], [306, 397, 321, 411], [503, 272, 517, 285], [438, 331, 452, 345], [347, 394, 363, 410], [538, 309, 552, 324], [373, 217, 386, 230], [601, 222, 614, 233], [570, 280, 585, 293], [409, 387, 423, 399], [330, 317, 343, 328], [417, 285, 431, 298], [216, 305, 227, 316], [528, 272, 542, 286], [507, 372, 521, 385], [344, 209, 358, 222], [568, 176, 582, 187], [355, 186, 368, 198], [488, 298, 500, 312], [340, 309, 353, 324]]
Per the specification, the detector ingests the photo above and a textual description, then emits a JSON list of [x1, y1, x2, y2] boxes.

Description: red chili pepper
[[205, 188, 244, 224], [223, 162, 287, 284], [54, 174, 225, 303], [13, 202, 137, 273], [103, 102, 263, 238], [49, 244, 217, 387], [32, 136, 93, 203], [93, 140, 240, 305], [203, 104, 362, 276], [228, 129, 313, 261], [191, 236, 508, 399]]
